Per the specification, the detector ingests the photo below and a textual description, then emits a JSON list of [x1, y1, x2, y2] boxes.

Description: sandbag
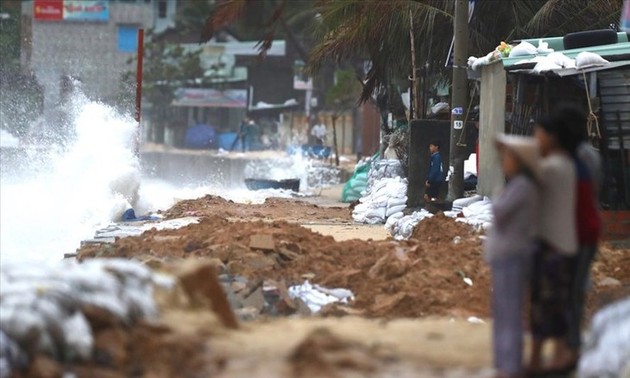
[[509, 41, 537, 57], [386, 205, 406, 217], [575, 52, 609, 69]]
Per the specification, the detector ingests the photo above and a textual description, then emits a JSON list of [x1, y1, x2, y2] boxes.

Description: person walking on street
[[311, 118, 327, 146], [424, 140, 444, 201], [485, 134, 541, 378]]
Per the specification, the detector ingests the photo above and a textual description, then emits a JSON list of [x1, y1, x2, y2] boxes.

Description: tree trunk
[[332, 115, 340, 166]]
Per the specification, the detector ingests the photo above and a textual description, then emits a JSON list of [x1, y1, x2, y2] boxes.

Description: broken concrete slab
[[175, 260, 239, 329]]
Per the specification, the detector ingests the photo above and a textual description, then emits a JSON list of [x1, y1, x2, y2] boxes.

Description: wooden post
[[409, 10, 418, 120], [447, 0, 468, 200]]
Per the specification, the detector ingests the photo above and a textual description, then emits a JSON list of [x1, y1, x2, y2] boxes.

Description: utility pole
[[448, 0, 468, 200]]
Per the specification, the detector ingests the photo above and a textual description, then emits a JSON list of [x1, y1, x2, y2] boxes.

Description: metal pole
[[135, 28, 144, 124], [448, 0, 468, 200], [133, 28, 144, 156]]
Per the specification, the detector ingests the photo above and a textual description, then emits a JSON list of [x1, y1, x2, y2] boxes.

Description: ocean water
[[0, 95, 296, 264]]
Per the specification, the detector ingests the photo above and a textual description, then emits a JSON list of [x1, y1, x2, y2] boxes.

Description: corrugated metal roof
[[506, 60, 630, 76], [502, 42, 630, 68]]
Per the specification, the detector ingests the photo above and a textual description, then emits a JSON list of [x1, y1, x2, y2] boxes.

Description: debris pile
[[78, 215, 491, 319], [160, 195, 351, 224]]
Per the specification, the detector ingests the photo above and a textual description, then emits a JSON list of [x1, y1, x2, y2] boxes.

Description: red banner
[[33, 0, 63, 21]]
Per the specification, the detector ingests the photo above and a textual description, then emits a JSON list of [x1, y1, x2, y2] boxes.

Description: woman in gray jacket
[[485, 134, 541, 378]]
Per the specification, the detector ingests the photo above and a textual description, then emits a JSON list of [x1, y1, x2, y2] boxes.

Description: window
[[117, 25, 139, 53], [158, 1, 167, 18]]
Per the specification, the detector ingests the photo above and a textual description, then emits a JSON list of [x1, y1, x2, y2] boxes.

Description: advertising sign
[[33, 0, 63, 21], [172, 88, 248, 108], [63, 1, 109, 22], [33, 0, 109, 22]]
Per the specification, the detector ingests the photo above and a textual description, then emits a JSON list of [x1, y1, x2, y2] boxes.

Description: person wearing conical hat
[[485, 134, 541, 378]]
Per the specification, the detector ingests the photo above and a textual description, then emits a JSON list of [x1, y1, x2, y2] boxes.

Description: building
[[21, 0, 154, 107]]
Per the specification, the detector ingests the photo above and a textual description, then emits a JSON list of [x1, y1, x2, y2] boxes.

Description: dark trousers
[[426, 180, 441, 198], [566, 244, 597, 350], [530, 243, 572, 340], [491, 254, 531, 375]]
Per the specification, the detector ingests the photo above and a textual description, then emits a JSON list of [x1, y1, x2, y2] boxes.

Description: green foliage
[[325, 69, 361, 114], [310, 0, 624, 102], [120, 30, 204, 120]]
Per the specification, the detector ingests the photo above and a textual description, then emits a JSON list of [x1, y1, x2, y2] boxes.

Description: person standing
[[424, 140, 444, 201], [485, 134, 541, 378], [528, 115, 578, 375], [555, 104, 602, 364], [310, 118, 327, 145]]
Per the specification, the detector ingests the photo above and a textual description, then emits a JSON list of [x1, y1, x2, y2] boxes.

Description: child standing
[[424, 140, 444, 201], [485, 134, 541, 378]]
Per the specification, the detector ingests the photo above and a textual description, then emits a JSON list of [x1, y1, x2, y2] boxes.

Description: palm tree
[[308, 0, 624, 102]]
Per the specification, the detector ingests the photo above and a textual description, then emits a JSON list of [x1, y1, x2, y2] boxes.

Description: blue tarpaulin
[[184, 124, 216, 149]]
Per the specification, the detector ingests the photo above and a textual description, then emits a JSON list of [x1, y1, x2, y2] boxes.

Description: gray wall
[[21, 1, 153, 107], [478, 62, 506, 198]]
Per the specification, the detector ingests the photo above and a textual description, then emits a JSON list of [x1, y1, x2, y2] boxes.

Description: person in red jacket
[[556, 104, 602, 369]]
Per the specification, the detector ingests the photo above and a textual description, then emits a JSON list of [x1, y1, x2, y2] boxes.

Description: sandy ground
[[207, 317, 494, 378], [67, 189, 630, 378]]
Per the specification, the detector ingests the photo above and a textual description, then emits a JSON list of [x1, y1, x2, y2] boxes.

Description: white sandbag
[[546, 52, 575, 68], [365, 207, 386, 220], [509, 41, 537, 57], [386, 205, 406, 217], [452, 195, 483, 209], [387, 196, 408, 208], [576, 52, 609, 69], [578, 298, 630, 378], [62, 312, 93, 360], [533, 60, 562, 73], [536, 39, 554, 54]]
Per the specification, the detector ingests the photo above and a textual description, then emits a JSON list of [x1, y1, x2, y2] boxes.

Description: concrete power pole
[[448, 0, 468, 200]]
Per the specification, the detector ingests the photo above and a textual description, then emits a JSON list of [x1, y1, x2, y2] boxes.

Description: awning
[[249, 99, 299, 112], [172, 88, 247, 108]]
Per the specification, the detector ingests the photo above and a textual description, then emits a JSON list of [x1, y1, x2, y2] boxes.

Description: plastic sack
[[509, 41, 537, 57], [546, 52, 576, 68], [575, 52, 609, 69], [536, 39, 554, 54], [386, 204, 406, 217], [578, 298, 630, 378], [533, 60, 562, 73], [342, 163, 370, 203]]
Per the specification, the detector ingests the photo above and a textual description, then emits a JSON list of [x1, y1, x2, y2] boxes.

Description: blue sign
[[63, 0, 109, 22]]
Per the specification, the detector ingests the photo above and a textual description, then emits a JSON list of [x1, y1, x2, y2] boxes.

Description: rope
[[581, 71, 602, 145]]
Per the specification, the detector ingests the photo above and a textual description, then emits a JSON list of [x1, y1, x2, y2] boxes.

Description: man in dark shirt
[[425, 140, 444, 201]]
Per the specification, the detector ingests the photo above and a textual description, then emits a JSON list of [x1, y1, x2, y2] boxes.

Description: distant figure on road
[[424, 140, 443, 202], [310, 119, 327, 145]]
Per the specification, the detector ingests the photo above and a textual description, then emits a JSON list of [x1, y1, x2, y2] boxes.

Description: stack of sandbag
[[352, 176, 407, 224], [449, 195, 484, 213], [456, 197, 493, 229], [578, 298, 630, 378], [0, 259, 173, 375], [366, 159, 404, 194], [444, 196, 493, 230], [386, 209, 433, 240]]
